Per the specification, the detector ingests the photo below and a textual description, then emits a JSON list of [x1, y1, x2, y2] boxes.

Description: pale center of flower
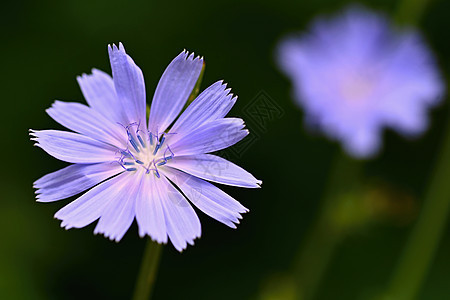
[[115, 122, 174, 178], [339, 74, 375, 103]]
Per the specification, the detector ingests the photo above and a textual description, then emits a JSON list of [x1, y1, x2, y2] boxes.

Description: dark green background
[[1, 0, 450, 299]]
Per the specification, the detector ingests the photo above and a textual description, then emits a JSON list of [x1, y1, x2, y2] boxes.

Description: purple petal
[[135, 174, 168, 244], [148, 50, 204, 134], [276, 6, 444, 159], [108, 43, 147, 126], [169, 118, 248, 156], [167, 154, 261, 188], [94, 173, 139, 242], [163, 168, 248, 228], [343, 126, 381, 158], [77, 68, 126, 124], [169, 81, 236, 141], [34, 163, 124, 202], [158, 175, 201, 252], [46, 101, 126, 147], [30, 130, 117, 163], [55, 172, 131, 230]]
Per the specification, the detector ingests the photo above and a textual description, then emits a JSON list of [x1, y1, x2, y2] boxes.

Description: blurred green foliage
[[1, 0, 450, 299]]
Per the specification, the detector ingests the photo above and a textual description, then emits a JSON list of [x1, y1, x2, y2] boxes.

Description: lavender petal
[[167, 154, 261, 188], [169, 118, 248, 156], [108, 43, 147, 126], [46, 101, 126, 147], [148, 50, 203, 134], [135, 174, 168, 244], [30, 130, 117, 163], [35, 163, 124, 202], [163, 168, 248, 228]]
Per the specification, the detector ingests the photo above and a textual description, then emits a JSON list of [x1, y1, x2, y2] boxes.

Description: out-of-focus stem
[[380, 1, 446, 299], [383, 109, 450, 300], [132, 239, 163, 300], [294, 152, 363, 300]]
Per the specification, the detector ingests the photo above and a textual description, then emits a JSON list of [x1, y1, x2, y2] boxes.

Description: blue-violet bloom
[[31, 43, 261, 251], [277, 6, 444, 158]]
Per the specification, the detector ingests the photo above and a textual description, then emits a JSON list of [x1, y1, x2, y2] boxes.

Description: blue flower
[[277, 6, 445, 158], [31, 43, 261, 251]]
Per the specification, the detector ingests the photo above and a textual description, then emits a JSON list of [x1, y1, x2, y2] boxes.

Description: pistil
[[115, 122, 175, 178]]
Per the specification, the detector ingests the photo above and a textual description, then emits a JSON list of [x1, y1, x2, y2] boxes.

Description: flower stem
[[378, 1, 445, 299], [132, 239, 163, 300], [382, 111, 450, 300], [294, 152, 364, 300]]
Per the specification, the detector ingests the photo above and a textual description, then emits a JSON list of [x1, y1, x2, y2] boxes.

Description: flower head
[[31, 43, 261, 251], [277, 6, 444, 158]]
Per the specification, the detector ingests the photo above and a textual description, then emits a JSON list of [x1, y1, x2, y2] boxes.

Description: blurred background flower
[[277, 6, 444, 158]]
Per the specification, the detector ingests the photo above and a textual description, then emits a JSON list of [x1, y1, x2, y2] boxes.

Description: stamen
[[116, 162, 127, 171], [164, 145, 175, 159], [153, 134, 166, 155], [163, 132, 177, 137], [153, 144, 160, 155], [135, 120, 146, 148], [149, 132, 154, 145], [146, 160, 154, 174], [116, 122, 127, 129], [142, 160, 160, 178], [127, 122, 138, 128], [126, 150, 137, 161], [116, 154, 124, 164], [137, 134, 146, 148], [120, 151, 131, 157], [116, 124, 177, 179], [128, 133, 140, 153]]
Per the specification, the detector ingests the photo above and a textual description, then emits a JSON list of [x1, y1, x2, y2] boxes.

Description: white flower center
[[115, 122, 174, 178]]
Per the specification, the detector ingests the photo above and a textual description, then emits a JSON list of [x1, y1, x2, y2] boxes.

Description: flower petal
[[163, 168, 248, 228], [169, 118, 248, 156], [148, 50, 204, 134], [169, 81, 236, 141], [167, 154, 261, 188], [77, 68, 126, 124], [108, 43, 147, 126], [46, 101, 126, 147], [343, 126, 381, 158], [94, 172, 139, 242], [34, 163, 124, 202], [159, 175, 201, 252], [30, 130, 117, 163], [135, 174, 168, 244], [55, 172, 130, 230]]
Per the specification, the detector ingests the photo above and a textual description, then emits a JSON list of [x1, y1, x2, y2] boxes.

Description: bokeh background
[[2, 0, 450, 299]]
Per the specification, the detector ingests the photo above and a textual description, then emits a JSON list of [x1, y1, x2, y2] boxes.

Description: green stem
[[383, 111, 450, 300], [132, 239, 163, 300], [294, 152, 364, 300]]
